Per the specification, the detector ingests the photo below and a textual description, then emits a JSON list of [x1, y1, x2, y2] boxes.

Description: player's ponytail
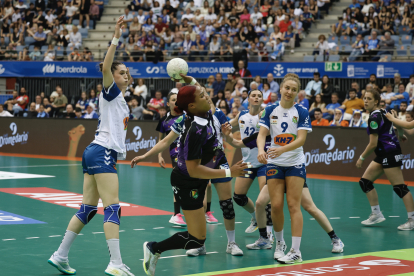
[[174, 85, 197, 115], [281, 73, 301, 90]]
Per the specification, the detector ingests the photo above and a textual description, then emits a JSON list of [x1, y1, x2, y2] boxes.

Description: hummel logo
[[104, 161, 111, 165], [104, 156, 111, 160], [105, 150, 111, 155]]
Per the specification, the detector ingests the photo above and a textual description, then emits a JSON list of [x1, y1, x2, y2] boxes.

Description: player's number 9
[[281, 122, 288, 133]]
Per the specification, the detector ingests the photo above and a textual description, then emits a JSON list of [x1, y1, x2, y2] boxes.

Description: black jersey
[[156, 112, 180, 160]]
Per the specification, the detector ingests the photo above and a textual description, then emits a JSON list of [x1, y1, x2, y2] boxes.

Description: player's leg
[[383, 167, 414, 231], [360, 161, 386, 226], [169, 194, 186, 227], [257, 170, 273, 240], [205, 182, 218, 224], [301, 186, 344, 253], [234, 174, 257, 233]]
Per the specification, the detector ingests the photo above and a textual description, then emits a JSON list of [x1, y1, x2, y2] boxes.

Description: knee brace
[[233, 193, 249, 207], [103, 204, 121, 225], [265, 204, 273, 226], [180, 231, 206, 250], [359, 178, 374, 193], [393, 184, 410, 198], [219, 198, 235, 220], [76, 204, 98, 225]]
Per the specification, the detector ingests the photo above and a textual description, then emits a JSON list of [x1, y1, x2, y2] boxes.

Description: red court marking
[[0, 187, 173, 216], [214, 256, 414, 276]]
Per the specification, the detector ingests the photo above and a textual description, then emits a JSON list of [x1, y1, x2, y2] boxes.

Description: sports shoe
[[331, 238, 344, 253], [169, 213, 187, 226], [245, 218, 258, 233], [277, 248, 302, 264], [226, 242, 244, 256], [47, 252, 76, 275], [361, 212, 386, 225], [268, 231, 274, 244], [143, 242, 160, 276], [246, 236, 273, 250], [186, 245, 207, 256], [205, 211, 218, 224], [398, 218, 414, 231], [273, 241, 287, 260], [105, 263, 134, 276]]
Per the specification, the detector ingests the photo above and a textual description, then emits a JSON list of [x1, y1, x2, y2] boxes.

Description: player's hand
[[385, 110, 397, 121], [173, 73, 194, 84], [158, 156, 166, 169], [131, 155, 147, 168], [114, 16, 124, 39], [221, 122, 232, 136], [356, 158, 363, 169], [402, 135, 408, 142], [267, 147, 284, 159], [230, 160, 252, 177], [126, 67, 132, 85], [257, 149, 268, 164]]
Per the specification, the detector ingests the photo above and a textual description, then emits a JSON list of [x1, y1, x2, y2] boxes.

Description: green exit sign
[[325, 62, 342, 72]]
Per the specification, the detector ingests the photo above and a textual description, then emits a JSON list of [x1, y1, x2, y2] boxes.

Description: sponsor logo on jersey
[[272, 116, 278, 119], [292, 116, 298, 124], [123, 117, 129, 130], [240, 120, 245, 124], [370, 121, 378, 129], [175, 115, 183, 123], [267, 169, 278, 176], [274, 134, 296, 146], [283, 113, 288, 117], [261, 110, 266, 118], [190, 189, 199, 199]]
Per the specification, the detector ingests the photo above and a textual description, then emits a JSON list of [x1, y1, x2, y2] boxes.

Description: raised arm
[[386, 110, 414, 129]]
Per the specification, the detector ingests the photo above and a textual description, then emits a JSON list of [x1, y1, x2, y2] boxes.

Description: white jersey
[[259, 103, 312, 167], [213, 108, 229, 147], [239, 110, 262, 168], [92, 81, 130, 160]]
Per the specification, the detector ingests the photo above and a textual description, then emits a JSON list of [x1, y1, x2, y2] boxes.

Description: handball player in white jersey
[[48, 16, 134, 276]]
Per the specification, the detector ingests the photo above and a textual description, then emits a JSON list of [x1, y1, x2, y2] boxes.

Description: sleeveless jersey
[[238, 110, 262, 168], [156, 111, 180, 159], [92, 81, 130, 160], [259, 103, 312, 166]]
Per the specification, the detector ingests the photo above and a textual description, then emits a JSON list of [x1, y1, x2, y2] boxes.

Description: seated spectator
[[212, 73, 225, 96], [209, 36, 220, 61], [218, 100, 231, 120], [349, 0, 361, 10], [205, 75, 215, 97], [35, 104, 48, 117], [64, 0, 79, 24], [12, 87, 29, 114], [297, 90, 310, 110], [28, 46, 42, 60], [372, 32, 395, 61], [220, 34, 232, 61], [61, 104, 75, 118], [302, 5, 315, 31], [232, 79, 247, 97], [224, 90, 234, 107], [0, 104, 13, 117], [381, 83, 395, 107], [332, 17, 346, 36], [322, 93, 341, 121], [345, 17, 359, 37], [381, 72, 403, 93], [236, 60, 252, 78], [349, 109, 367, 127], [389, 84, 410, 110], [233, 97, 246, 111], [339, 88, 364, 120], [329, 108, 349, 127], [348, 34, 365, 61], [154, 17, 168, 37], [5, 90, 19, 113], [147, 91, 165, 113], [189, 34, 207, 61], [365, 30, 380, 60], [43, 97, 53, 117], [130, 97, 151, 119], [51, 87, 68, 116], [309, 94, 326, 119], [44, 44, 55, 61], [214, 90, 225, 107], [304, 72, 322, 100], [26, 25, 47, 48], [88, 89, 98, 107], [25, 102, 38, 118], [76, 91, 88, 110], [311, 108, 330, 126], [270, 38, 284, 60], [82, 103, 99, 119], [282, 26, 295, 54], [68, 26, 82, 49], [179, 34, 193, 57], [229, 107, 239, 119], [34, 95, 42, 111], [5, 44, 18, 60], [398, 102, 408, 121], [133, 78, 148, 106], [266, 93, 279, 107], [57, 29, 70, 47], [74, 107, 83, 119], [312, 34, 329, 56], [68, 48, 82, 61], [262, 83, 273, 103], [406, 74, 414, 96]]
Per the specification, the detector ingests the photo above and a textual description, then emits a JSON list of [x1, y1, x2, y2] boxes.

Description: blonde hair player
[[48, 16, 135, 276], [257, 73, 311, 264]]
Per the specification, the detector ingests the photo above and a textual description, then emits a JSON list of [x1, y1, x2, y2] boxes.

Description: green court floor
[[0, 156, 413, 276]]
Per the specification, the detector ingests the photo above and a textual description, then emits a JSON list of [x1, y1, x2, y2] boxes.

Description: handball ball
[[167, 58, 188, 81]]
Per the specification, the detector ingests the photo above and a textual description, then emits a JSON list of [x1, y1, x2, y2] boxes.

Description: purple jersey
[[156, 112, 180, 159], [367, 109, 401, 157], [174, 112, 226, 179], [242, 132, 272, 151]]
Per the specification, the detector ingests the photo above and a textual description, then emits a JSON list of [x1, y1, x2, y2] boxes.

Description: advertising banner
[[0, 61, 412, 79], [0, 118, 413, 179]]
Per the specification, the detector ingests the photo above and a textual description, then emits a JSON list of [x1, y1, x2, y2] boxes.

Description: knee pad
[[76, 204, 98, 225], [219, 198, 235, 220], [181, 232, 206, 250], [103, 204, 121, 225], [233, 193, 249, 207], [265, 204, 273, 226], [393, 184, 410, 198], [359, 178, 374, 193]]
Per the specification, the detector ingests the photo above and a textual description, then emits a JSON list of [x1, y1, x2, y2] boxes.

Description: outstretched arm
[[386, 110, 414, 129]]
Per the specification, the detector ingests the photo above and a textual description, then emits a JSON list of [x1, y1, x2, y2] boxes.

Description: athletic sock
[[107, 239, 123, 266], [327, 230, 338, 240], [259, 228, 267, 239], [408, 211, 414, 220], [151, 231, 205, 254], [265, 204, 273, 226], [266, 225, 273, 235], [226, 230, 235, 243], [206, 202, 211, 213], [292, 236, 301, 252], [57, 230, 78, 259], [174, 202, 181, 216], [250, 211, 256, 221], [371, 205, 381, 214], [274, 230, 284, 242]]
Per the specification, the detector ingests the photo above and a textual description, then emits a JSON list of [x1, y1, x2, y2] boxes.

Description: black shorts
[[171, 170, 208, 211], [374, 153, 403, 169]]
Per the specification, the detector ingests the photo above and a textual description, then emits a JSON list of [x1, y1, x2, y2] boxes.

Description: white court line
[[235, 222, 242, 224], [92, 232, 104, 234], [26, 237, 39, 239], [330, 217, 341, 219], [349, 217, 360, 218], [49, 235, 62, 237], [153, 227, 164, 229], [119, 230, 125, 232], [310, 218, 315, 220], [139, 252, 219, 261], [2, 239, 15, 241], [133, 229, 145, 231], [78, 234, 84, 236], [0, 164, 81, 169], [389, 216, 400, 217]]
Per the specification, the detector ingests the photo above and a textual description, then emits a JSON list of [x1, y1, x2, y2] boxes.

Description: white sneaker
[[273, 241, 287, 260], [77, 25, 82, 29], [398, 218, 414, 231], [277, 248, 302, 264], [290, 49, 294, 53], [361, 212, 386, 225], [331, 238, 344, 253], [86, 26, 90, 29], [246, 236, 273, 250], [186, 245, 206, 256], [268, 231, 274, 244], [105, 263, 134, 276], [226, 242, 244, 256], [143, 242, 160, 276], [47, 252, 76, 275], [245, 218, 258, 233], [169, 214, 187, 226]]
